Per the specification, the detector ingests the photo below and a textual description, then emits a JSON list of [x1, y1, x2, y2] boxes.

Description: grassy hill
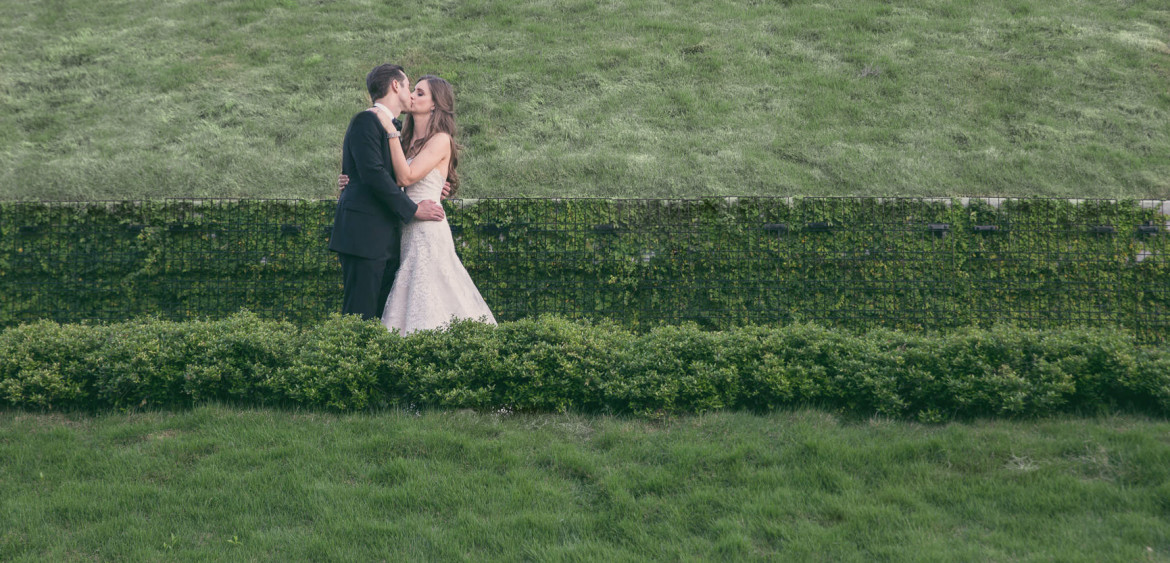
[[1, 0, 1168, 200]]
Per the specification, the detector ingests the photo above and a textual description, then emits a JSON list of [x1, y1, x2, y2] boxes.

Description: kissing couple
[[328, 63, 496, 335]]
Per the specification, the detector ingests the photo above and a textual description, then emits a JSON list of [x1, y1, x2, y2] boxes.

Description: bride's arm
[[388, 133, 450, 187]]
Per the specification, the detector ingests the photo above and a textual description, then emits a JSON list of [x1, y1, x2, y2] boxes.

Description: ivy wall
[[1, 197, 1167, 341]]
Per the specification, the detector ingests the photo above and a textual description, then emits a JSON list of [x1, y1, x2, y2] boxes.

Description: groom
[[329, 63, 446, 320]]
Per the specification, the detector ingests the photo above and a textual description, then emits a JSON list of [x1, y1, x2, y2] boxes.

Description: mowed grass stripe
[[1, 0, 1167, 200], [1, 406, 1167, 560]]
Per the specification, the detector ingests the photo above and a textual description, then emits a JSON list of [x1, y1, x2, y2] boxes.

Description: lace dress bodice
[[402, 161, 446, 204]]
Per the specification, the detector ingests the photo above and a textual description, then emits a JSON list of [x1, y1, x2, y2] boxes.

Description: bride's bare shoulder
[[422, 133, 453, 158]]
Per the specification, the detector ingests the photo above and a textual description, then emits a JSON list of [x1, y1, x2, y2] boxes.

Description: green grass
[[1, 0, 1168, 200], [1, 406, 1168, 561]]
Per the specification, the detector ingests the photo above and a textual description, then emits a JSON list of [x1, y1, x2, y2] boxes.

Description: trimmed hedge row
[[2, 312, 1167, 420]]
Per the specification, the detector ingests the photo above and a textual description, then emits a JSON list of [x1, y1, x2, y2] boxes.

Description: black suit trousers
[[339, 252, 400, 320]]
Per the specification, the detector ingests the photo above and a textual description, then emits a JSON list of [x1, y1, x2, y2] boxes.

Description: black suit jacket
[[328, 111, 419, 261]]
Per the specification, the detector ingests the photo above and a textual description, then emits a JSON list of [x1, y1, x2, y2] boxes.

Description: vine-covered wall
[[1, 197, 1167, 341]]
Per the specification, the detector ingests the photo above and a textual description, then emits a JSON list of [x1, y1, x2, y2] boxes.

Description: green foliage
[[182, 310, 297, 404], [92, 317, 196, 409], [1, 312, 1167, 420], [0, 320, 102, 409], [270, 313, 392, 410], [3, 197, 1167, 341], [601, 323, 744, 416], [393, 315, 623, 413]]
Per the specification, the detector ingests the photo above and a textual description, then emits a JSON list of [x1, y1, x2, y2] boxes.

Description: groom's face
[[396, 75, 412, 111]]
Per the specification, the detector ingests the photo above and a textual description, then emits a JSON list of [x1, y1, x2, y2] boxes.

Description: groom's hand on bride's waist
[[415, 200, 445, 221], [337, 174, 449, 201]]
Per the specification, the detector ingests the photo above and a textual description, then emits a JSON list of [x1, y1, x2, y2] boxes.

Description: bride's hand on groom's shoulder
[[370, 106, 396, 133]]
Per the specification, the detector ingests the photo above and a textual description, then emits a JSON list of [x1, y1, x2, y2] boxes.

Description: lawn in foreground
[[1, 406, 1167, 561]]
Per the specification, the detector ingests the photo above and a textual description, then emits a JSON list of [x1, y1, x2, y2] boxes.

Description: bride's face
[[410, 80, 434, 115]]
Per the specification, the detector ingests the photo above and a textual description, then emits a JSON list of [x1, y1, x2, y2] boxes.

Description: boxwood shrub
[[2, 312, 1167, 420]]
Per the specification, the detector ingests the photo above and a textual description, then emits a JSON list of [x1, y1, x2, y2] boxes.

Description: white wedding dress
[[381, 160, 497, 335]]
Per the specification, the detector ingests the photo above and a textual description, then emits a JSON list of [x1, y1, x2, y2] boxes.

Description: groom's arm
[[348, 111, 418, 223]]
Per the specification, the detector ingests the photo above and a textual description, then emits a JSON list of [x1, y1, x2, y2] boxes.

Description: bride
[[343, 75, 496, 334]]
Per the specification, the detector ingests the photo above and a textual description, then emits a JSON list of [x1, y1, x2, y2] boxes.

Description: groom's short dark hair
[[367, 64, 407, 101]]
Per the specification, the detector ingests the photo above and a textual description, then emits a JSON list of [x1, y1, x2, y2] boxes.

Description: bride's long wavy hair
[[400, 75, 461, 197]]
